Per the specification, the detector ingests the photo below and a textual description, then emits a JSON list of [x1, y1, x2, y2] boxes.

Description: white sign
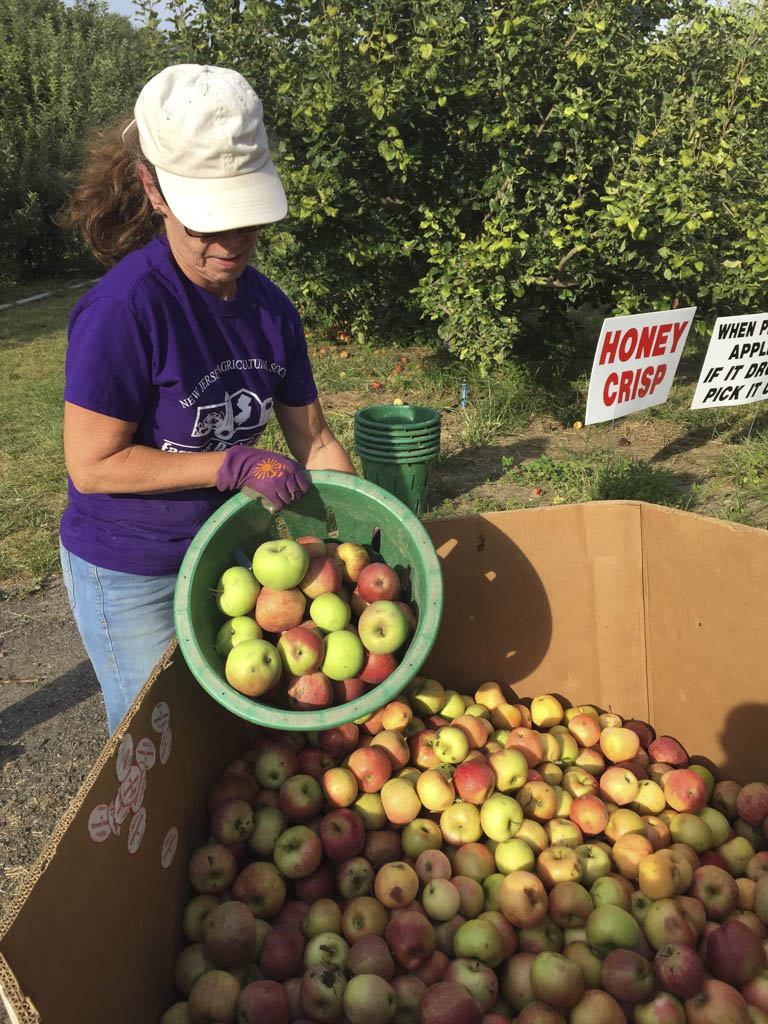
[[691, 313, 768, 409], [585, 308, 696, 425]]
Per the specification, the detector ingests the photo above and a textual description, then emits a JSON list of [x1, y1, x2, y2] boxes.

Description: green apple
[[480, 793, 524, 843], [252, 539, 309, 590], [585, 904, 640, 957], [453, 918, 505, 967], [440, 690, 466, 719], [214, 565, 261, 616], [407, 677, 446, 716], [495, 837, 536, 874], [433, 725, 470, 765], [224, 637, 282, 697], [215, 615, 262, 657], [357, 600, 410, 655], [321, 630, 365, 681], [699, 805, 731, 847], [573, 843, 612, 886], [483, 872, 505, 911], [310, 592, 352, 632]]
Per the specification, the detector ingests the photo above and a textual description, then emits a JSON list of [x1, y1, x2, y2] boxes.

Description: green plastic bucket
[[354, 425, 441, 448], [358, 455, 436, 513], [355, 405, 441, 433], [355, 444, 441, 462], [173, 470, 443, 731]]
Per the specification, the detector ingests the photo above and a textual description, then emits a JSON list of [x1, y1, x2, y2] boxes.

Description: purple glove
[[216, 446, 309, 511]]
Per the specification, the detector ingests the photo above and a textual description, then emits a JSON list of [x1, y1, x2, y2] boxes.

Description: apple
[[236, 979, 292, 1024], [310, 591, 352, 632], [273, 825, 323, 879], [599, 765, 640, 806], [358, 601, 410, 655], [255, 586, 307, 633], [442, 957, 498, 1012], [737, 783, 768, 828], [363, 829, 402, 871], [303, 930, 350, 971], [643, 896, 697, 951], [598, 947, 654, 1003], [187, 970, 240, 1023], [391, 974, 426, 1024], [599, 726, 641, 764], [568, 989, 626, 1024], [440, 802, 483, 845], [215, 614, 262, 657], [536, 846, 582, 888], [634, 990, 687, 1024], [188, 842, 238, 895], [225, 637, 282, 697], [278, 774, 324, 823], [318, 721, 360, 758], [548, 881, 593, 929], [422, 877, 462, 921], [585, 903, 641, 957], [499, 870, 548, 928], [199, 900, 258, 968], [277, 625, 325, 675], [648, 735, 689, 767], [300, 962, 346, 1022], [612, 832, 653, 881], [529, 949, 585, 1008], [232, 860, 286, 919], [260, 922, 305, 980], [303, 897, 343, 939], [322, 766, 358, 808], [300, 555, 343, 599], [321, 629, 365, 681], [319, 807, 366, 861], [214, 565, 261, 616], [519, 781, 558, 822], [418, 981, 483, 1024], [296, 535, 327, 558], [360, 650, 399, 685], [495, 837, 536, 874], [454, 919, 504, 967], [252, 539, 309, 590], [479, 792, 523, 842], [707, 918, 767, 988], [353, 791, 387, 831], [416, 767, 456, 812], [384, 908, 436, 970], [335, 541, 370, 583], [652, 941, 705, 998], [381, 777, 422, 826], [342, 972, 396, 1024], [451, 875, 486, 918], [357, 562, 402, 603], [663, 768, 709, 813], [433, 725, 470, 765], [341, 895, 390, 944], [714, 780, 744, 820], [348, 746, 392, 793], [254, 740, 299, 790], [248, 806, 286, 858], [346, 934, 396, 981], [691, 863, 740, 920], [452, 842, 496, 882], [505, 727, 545, 767], [375, 861, 419, 908], [684, 978, 751, 1024], [573, 842, 612, 885], [210, 798, 254, 846], [718, 836, 758, 877]]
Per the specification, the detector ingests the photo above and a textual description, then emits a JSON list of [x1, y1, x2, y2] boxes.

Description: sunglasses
[[183, 225, 262, 241]]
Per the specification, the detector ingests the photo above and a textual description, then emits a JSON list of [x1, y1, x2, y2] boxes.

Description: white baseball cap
[[128, 64, 287, 231]]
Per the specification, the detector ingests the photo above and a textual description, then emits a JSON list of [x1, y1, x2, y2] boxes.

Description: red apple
[[357, 562, 402, 603], [418, 980, 483, 1024]]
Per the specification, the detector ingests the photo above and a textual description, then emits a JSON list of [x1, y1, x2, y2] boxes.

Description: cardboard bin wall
[[1, 501, 767, 1023]]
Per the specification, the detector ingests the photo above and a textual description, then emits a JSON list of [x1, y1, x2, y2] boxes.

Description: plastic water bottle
[[461, 378, 468, 408]]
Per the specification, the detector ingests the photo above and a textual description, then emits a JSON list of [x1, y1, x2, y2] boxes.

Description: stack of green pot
[[354, 405, 441, 515]]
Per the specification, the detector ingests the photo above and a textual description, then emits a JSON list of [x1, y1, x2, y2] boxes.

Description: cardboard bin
[[2, 501, 768, 1023]]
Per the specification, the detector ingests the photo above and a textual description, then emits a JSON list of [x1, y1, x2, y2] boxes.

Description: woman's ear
[[137, 162, 165, 212]]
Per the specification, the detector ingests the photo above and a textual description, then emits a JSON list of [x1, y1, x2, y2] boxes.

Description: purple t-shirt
[[61, 236, 318, 575]]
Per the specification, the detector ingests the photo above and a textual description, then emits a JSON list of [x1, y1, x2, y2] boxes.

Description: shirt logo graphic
[[191, 390, 272, 442]]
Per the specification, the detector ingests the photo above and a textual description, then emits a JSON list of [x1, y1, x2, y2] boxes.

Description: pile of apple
[[213, 536, 417, 710], [161, 681, 768, 1024]]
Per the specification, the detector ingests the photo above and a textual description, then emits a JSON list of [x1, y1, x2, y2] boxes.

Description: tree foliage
[[4, 0, 768, 373], [0, 0, 154, 281]]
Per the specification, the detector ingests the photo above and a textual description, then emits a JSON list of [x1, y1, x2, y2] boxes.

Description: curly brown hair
[[57, 116, 164, 266]]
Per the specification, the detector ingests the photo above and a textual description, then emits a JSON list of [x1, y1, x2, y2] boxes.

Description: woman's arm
[[63, 402, 228, 493], [275, 399, 356, 474]]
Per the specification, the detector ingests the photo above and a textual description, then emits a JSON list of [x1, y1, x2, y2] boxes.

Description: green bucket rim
[[356, 447, 440, 463], [173, 470, 444, 731], [355, 405, 441, 431], [354, 426, 441, 445]]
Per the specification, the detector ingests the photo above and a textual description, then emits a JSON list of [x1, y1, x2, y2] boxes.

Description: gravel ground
[[0, 578, 108, 908]]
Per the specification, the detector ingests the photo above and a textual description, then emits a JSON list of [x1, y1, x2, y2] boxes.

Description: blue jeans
[[59, 542, 177, 734]]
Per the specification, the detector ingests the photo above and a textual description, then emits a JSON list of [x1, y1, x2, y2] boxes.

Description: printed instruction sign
[[585, 308, 696, 425], [691, 313, 768, 409]]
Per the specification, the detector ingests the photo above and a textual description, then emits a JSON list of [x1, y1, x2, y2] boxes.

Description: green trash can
[[354, 405, 441, 513]]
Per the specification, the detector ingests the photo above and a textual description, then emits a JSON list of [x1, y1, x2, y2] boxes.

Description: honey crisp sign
[[585, 308, 696, 426], [691, 313, 768, 409]]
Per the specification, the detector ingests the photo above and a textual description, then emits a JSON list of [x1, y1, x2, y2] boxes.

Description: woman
[[58, 64, 355, 733]]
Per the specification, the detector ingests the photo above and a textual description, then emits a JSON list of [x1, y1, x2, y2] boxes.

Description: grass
[[3, 285, 768, 594]]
